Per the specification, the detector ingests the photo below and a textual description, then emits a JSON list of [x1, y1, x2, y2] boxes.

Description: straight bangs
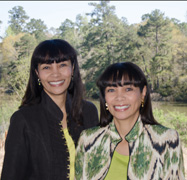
[[37, 52, 71, 65], [98, 63, 144, 90], [33, 39, 76, 68]]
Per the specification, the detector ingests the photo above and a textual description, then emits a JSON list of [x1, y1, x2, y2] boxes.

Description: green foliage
[[2, 56, 30, 100], [14, 33, 37, 59], [138, 9, 173, 91], [81, 1, 142, 97], [0, 95, 20, 133], [8, 6, 29, 34], [172, 76, 187, 101], [153, 108, 187, 147], [25, 18, 48, 43], [57, 19, 80, 49], [0, 1, 187, 102]]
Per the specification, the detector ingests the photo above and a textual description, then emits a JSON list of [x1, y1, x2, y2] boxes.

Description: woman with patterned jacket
[[75, 62, 185, 180], [1, 39, 99, 180]]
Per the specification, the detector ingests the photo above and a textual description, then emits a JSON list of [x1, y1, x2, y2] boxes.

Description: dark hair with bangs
[[97, 62, 158, 127], [20, 39, 84, 123]]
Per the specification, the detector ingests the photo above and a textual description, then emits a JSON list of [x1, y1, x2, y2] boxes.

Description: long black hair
[[97, 62, 158, 127], [20, 39, 84, 123]]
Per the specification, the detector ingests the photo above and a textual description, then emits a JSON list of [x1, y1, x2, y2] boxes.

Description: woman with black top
[[1, 39, 99, 180]]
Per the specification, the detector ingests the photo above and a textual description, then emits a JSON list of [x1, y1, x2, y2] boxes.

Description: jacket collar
[[125, 116, 144, 142], [109, 116, 144, 144], [41, 90, 72, 122]]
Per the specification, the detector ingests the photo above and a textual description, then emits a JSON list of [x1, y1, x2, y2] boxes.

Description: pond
[[152, 101, 187, 115]]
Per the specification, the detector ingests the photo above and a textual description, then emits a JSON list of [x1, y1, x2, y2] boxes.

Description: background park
[[0, 1, 187, 177]]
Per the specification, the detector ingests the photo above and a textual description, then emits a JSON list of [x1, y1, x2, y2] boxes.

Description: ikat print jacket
[[75, 116, 185, 180]]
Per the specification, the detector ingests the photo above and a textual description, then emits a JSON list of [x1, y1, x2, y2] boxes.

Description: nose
[[51, 63, 60, 77], [115, 88, 125, 101]]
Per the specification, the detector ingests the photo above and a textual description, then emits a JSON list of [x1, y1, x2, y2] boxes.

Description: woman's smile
[[114, 105, 130, 111], [49, 80, 65, 86]]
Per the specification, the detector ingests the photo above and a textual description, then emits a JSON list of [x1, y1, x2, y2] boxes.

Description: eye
[[59, 61, 68, 67], [106, 87, 115, 93], [60, 63, 66, 67], [42, 65, 50, 70], [126, 87, 133, 92]]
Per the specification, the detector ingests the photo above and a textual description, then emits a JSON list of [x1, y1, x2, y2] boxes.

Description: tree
[[137, 9, 173, 93], [1, 33, 24, 63], [81, 1, 139, 98], [1, 33, 32, 99], [25, 18, 48, 43], [8, 6, 29, 34], [14, 33, 37, 60], [57, 19, 79, 47]]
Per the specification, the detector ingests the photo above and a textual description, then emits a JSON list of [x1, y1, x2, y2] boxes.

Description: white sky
[[0, 1, 187, 38]]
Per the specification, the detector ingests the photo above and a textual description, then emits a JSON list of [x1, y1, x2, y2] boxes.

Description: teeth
[[49, 80, 64, 85], [115, 105, 129, 110]]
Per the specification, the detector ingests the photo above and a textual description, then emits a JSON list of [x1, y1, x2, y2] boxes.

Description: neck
[[114, 115, 139, 140]]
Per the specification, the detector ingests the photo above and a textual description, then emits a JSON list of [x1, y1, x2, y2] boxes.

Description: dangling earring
[[105, 103, 109, 110], [141, 99, 144, 108], [38, 79, 41, 86]]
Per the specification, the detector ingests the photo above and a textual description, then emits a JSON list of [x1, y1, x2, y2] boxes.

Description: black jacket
[[1, 91, 99, 180]]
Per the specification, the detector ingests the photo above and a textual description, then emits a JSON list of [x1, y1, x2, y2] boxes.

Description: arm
[[163, 130, 185, 179], [1, 111, 29, 180], [75, 132, 85, 180], [176, 132, 185, 179]]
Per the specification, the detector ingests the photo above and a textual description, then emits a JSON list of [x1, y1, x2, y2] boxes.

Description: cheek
[[128, 92, 141, 104], [61, 67, 72, 77], [37, 71, 46, 80], [105, 94, 113, 106]]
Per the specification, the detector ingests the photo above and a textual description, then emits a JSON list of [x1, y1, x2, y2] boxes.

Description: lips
[[114, 105, 130, 111], [49, 80, 65, 86]]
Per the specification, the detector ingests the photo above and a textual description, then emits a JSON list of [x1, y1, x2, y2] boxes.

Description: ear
[[35, 69, 39, 77], [142, 86, 147, 99]]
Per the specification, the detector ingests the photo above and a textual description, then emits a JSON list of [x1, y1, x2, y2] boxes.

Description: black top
[[1, 91, 99, 180]]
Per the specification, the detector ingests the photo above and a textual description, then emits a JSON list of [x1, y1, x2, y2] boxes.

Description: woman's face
[[105, 84, 146, 123], [36, 60, 73, 100]]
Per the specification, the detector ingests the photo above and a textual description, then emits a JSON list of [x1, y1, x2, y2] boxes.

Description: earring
[[105, 103, 109, 110], [141, 99, 144, 108], [38, 78, 41, 86]]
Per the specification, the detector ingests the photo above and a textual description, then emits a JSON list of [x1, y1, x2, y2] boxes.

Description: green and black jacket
[[75, 116, 185, 180]]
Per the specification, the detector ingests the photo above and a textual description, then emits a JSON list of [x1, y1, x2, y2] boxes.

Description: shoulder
[[80, 125, 107, 141], [10, 104, 41, 123], [82, 100, 98, 111], [146, 124, 179, 142]]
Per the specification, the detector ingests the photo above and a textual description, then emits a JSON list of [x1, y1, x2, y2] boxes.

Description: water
[[152, 101, 187, 115]]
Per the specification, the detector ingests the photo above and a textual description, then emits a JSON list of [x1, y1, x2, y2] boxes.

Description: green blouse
[[105, 150, 129, 180]]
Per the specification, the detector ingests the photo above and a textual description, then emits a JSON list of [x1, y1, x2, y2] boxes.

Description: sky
[[0, 1, 187, 38]]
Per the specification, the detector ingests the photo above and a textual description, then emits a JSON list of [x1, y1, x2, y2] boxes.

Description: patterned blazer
[[75, 116, 185, 180]]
